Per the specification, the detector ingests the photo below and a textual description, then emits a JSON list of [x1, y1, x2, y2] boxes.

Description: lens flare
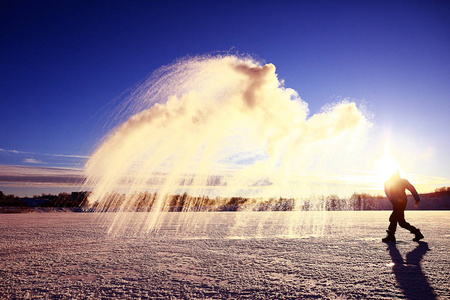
[[375, 143, 400, 183]]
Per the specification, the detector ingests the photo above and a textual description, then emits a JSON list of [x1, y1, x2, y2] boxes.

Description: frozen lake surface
[[0, 211, 449, 299]]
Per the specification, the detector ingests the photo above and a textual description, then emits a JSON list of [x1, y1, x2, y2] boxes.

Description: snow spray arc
[[84, 54, 370, 236]]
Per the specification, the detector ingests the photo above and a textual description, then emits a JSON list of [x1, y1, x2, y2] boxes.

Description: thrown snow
[[0, 211, 448, 299]]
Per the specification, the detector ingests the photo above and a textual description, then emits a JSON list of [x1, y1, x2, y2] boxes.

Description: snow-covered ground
[[0, 211, 448, 299]]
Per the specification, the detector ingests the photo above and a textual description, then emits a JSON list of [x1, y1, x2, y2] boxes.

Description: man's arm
[[404, 179, 420, 203]]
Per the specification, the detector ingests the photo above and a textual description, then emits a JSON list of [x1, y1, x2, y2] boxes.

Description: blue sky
[[1, 0, 449, 196]]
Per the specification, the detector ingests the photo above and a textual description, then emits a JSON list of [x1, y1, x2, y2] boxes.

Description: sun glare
[[375, 143, 399, 182]]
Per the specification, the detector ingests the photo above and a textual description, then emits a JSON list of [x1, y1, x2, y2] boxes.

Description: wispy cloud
[[0, 148, 90, 159], [53, 154, 91, 159], [23, 158, 44, 164], [0, 148, 19, 154], [0, 165, 85, 188], [0, 148, 90, 169]]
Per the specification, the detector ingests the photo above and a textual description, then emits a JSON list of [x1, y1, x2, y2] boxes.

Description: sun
[[375, 143, 399, 182]]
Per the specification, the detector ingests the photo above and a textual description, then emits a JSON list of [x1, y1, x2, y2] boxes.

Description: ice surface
[[0, 211, 448, 299]]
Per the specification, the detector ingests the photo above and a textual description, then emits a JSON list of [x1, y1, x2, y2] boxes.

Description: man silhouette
[[382, 170, 424, 242]]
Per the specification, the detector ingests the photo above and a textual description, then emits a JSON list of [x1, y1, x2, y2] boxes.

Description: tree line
[[1, 187, 449, 211], [0, 191, 88, 208], [68, 191, 392, 212]]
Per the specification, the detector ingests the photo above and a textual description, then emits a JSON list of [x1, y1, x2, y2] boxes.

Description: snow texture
[[0, 211, 448, 299]]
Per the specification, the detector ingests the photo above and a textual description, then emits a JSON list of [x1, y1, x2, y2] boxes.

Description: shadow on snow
[[387, 241, 437, 299]]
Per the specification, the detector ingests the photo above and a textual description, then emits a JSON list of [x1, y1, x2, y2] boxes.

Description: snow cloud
[[84, 54, 372, 230]]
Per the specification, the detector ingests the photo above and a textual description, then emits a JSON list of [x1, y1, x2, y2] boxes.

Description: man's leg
[[397, 209, 424, 241], [388, 210, 399, 234], [383, 210, 398, 242], [397, 209, 415, 231]]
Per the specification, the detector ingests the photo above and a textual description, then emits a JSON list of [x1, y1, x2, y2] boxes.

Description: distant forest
[[1, 187, 449, 213], [0, 191, 88, 213]]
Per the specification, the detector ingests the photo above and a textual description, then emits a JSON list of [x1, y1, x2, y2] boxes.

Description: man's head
[[390, 169, 401, 180]]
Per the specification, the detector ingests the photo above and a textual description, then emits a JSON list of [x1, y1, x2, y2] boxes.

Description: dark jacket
[[384, 174, 420, 207]]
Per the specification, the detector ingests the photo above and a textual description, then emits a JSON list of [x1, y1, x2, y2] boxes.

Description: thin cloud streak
[[23, 158, 44, 164], [0, 165, 85, 188], [0, 148, 90, 159]]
